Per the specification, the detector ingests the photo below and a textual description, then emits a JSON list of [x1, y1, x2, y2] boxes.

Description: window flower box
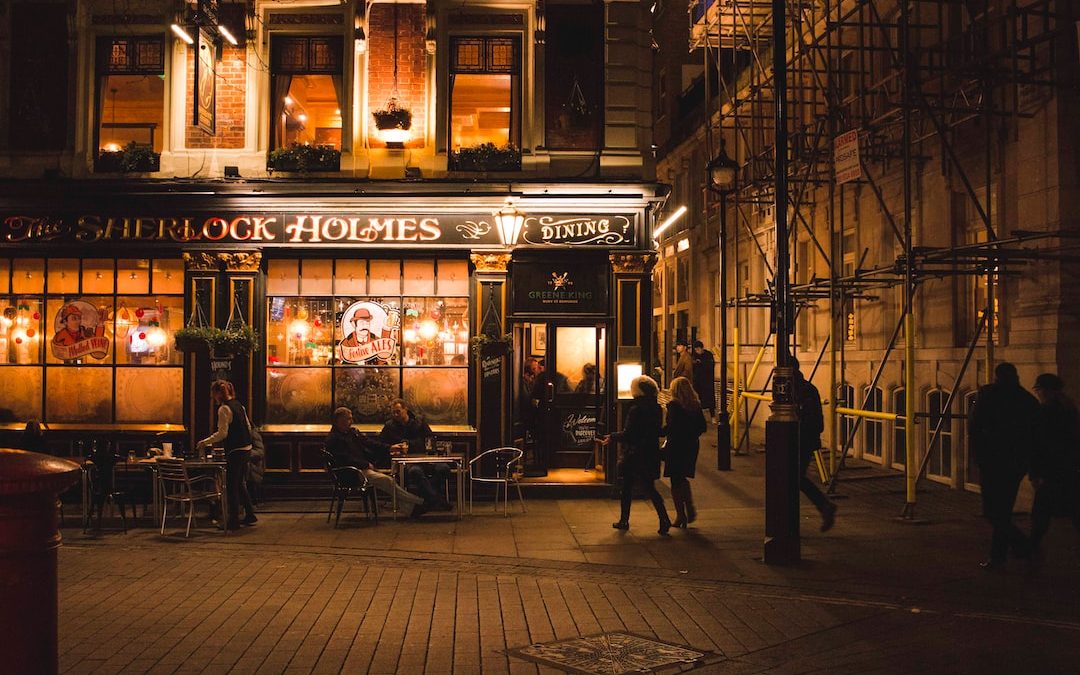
[[267, 144, 341, 173], [95, 142, 160, 173], [450, 143, 521, 172]]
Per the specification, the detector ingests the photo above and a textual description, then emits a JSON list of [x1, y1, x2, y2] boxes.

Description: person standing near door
[[604, 375, 672, 536], [672, 341, 693, 382], [692, 340, 717, 423], [663, 377, 707, 528]]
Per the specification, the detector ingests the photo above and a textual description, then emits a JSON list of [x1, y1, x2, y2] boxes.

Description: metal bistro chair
[[157, 458, 224, 538], [469, 447, 527, 517], [83, 459, 132, 534], [322, 450, 378, 527]]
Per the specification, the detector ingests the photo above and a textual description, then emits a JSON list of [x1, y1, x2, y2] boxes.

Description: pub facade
[[0, 0, 665, 489]]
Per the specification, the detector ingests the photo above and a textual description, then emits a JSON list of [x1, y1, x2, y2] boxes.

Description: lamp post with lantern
[[707, 141, 738, 471]]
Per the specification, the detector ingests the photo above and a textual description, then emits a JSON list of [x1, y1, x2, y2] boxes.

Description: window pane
[[152, 259, 184, 294], [555, 326, 602, 393], [335, 298, 400, 365], [46, 367, 112, 423], [401, 297, 469, 366], [276, 74, 342, 149], [403, 367, 468, 425], [0, 366, 42, 421], [46, 298, 112, 364], [1, 299, 44, 364], [12, 259, 44, 294], [266, 297, 335, 366], [335, 367, 399, 424], [98, 75, 165, 154], [0, 260, 8, 294], [82, 259, 115, 294], [266, 367, 332, 424], [437, 259, 469, 296], [300, 259, 333, 296], [115, 296, 183, 365], [115, 367, 183, 423], [267, 259, 300, 296], [335, 259, 366, 295], [403, 260, 435, 295], [451, 74, 512, 150], [368, 260, 400, 295], [48, 259, 80, 295], [116, 259, 150, 294]]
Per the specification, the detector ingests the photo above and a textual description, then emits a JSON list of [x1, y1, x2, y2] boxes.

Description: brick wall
[[185, 43, 247, 149], [367, 3, 426, 149]]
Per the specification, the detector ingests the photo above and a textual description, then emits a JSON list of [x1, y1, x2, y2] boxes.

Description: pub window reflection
[[95, 37, 165, 171]]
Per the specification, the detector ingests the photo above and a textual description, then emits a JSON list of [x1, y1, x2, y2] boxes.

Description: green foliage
[[174, 325, 260, 355], [470, 332, 513, 357], [450, 143, 521, 172], [372, 99, 413, 130], [97, 142, 160, 173], [267, 144, 341, 172]]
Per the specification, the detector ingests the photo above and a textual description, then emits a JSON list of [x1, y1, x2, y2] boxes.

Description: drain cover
[[508, 631, 711, 674]]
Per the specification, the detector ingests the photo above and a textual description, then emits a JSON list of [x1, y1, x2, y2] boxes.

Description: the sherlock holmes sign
[[512, 259, 608, 315], [1, 212, 638, 248]]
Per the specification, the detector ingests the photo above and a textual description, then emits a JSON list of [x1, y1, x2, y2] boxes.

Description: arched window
[[837, 383, 855, 450], [926, 389, 953, 479], [861, 386, 883, 461], [892, 387, 906, 466]]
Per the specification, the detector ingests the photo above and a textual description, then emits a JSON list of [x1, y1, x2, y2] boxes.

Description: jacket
[[368, 412, 433, 468], [324, 426, 377, 471], [1031, 397, 1080, 482], [793, 375, 824, 459], [673, 351, 693, 381], [662, 401, 706, 478], [611, 395, 663, 480], [971, 382, 1039, 475], [692, 349, 717, 409]]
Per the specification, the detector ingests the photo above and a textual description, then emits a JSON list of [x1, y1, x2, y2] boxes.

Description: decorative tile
[[508, 632, 712, 674]]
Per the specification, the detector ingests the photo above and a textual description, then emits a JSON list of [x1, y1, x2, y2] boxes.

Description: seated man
[[370, 399, 451, 510], [324, 407, 427, 518]]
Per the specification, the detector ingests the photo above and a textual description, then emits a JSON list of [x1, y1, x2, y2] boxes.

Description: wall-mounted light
[[171, 23, 194, 45], [354, 26, 367, 53], [616, 363, 643, 400], [652, 204, 686, 241], [218, 24, 238, 46], [378, 128, 409, 147], [494, 200, 526, 247]]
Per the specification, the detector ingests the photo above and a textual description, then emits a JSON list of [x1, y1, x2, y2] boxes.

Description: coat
[[971, 382, 1039, 476], [663, 401, 706, 478], [793, 375, 824, 460], [1031, 397, 1080, 482], [673, 351, 693, 382], [692, 349, 717, 410], [611, 395, 663, 480]]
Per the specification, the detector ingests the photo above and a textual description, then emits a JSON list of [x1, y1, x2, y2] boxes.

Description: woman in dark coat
[[605, 375, 672, 535], [1030, 373, 1080, 555], [691, 341, 717, 422], [663, 377, 707, 527]]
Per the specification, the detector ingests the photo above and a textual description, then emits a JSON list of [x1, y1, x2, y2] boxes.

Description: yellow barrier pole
[[904, 312, 916, 507], [834, 407, 900, 422], [741, 391, 772, 402], [731, 326, 740, 451]]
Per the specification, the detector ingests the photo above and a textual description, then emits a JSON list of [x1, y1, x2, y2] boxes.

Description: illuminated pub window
[[270, 36, 344, 150], [95, 37, 165, 169], [449, 36, 521, 169], [265, 258, 470, 426], [0, 257, 184, 425]]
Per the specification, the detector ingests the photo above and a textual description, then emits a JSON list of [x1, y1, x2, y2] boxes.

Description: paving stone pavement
[[57, 436, 1080, 674]]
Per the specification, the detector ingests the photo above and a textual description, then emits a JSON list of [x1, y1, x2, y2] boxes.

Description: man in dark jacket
[[372, 399, 450, 509], [971, 362, 1038, 569], [692, 341, 717, 422], [793, 361, 837, 532], [1029, 373, 1080, 556]]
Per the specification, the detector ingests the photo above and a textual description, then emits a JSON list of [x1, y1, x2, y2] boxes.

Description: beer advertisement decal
[[337, 301, 399, 364], [52, 301, 109, 361]]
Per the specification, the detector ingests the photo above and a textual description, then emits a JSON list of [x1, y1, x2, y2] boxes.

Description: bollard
[[0, 449, 81, 675]]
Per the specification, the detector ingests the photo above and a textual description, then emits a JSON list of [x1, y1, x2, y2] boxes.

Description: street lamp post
[[707, 142, 738, 472]]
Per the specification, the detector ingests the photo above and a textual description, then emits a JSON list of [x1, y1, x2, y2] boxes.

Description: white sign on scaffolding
[[834, 129, 862, 185]]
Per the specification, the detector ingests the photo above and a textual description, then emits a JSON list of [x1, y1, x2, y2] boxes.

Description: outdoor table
[[390, 454, 465, 520], [81, 458, 227, 529]]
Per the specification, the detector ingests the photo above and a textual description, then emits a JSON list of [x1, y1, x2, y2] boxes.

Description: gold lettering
[[75, 216, 104, 242], [285, 215, 321, 242], [202, 217, 229, 241], [250, 217, 276, 241], [418, 218, 441, 241], [4, 216, 33, 242], [396, 218, 418, 241], [358, 218, 392, 242], [229, 217, 252, 241], [322, 217, 349, 241], [135, 217, 157, 240]]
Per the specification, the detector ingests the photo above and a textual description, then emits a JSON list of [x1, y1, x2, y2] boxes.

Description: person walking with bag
[[196, 379, 257, 530], [604, 375, 672, 535], [663, 377, 707, 528]]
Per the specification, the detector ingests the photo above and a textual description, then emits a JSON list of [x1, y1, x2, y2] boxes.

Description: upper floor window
[[95, 36, 165, 172], [449, 36, 521, 170], [270, 36, 345, 153], [9, 3, 69, 151], [545, 3, 603, 150]]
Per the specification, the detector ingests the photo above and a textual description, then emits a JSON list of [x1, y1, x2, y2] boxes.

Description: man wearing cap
[[52, 304, 97, 347], [340, 308, 374, 347], [692, 340, 717, 422], [672, 340, 693, 382]]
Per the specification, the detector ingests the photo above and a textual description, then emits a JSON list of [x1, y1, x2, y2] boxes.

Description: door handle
[[545, 381, 555, 404]]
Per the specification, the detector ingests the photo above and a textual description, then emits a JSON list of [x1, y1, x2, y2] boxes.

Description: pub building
[[0, 0, 665, 491]]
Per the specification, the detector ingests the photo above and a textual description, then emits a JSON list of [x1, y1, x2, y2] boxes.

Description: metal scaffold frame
[[691, 0, 1074, 517]]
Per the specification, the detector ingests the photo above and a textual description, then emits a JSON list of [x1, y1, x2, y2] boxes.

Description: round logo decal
[[51, 301, 109, 361], [337, 301, 399, 364]]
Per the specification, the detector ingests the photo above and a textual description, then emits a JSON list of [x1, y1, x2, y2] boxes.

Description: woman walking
[[664, 377, 707, 528], [196, 380, 257, 530], [605, 375, 672, 535]]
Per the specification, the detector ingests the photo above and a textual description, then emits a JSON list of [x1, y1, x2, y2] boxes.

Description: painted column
[[472, 253, 511, 453]]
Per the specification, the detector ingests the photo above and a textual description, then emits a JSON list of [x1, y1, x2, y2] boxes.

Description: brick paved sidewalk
[[57, 436, 1080, 673]]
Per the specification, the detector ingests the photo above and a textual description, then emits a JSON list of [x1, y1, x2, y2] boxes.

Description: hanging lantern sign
[[51, 301, 109, 360], [336, 301, 399, 364]]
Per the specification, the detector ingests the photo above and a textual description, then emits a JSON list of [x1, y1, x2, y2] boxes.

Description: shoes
[[658, 521, 672, 536], [821, 503, 837, 532], [673, 518, 687, 529], [410, 503, 428, 519], [242, 514, 258, 526], [612, 521, 629, 530], [686, 504, 697, 524]]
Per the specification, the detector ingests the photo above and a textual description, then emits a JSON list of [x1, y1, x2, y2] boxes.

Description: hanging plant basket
[[210, 325, 260, 355], [470, 333, 513, 357], [174, 326, 217, 353], [373, 99, 413, 131]]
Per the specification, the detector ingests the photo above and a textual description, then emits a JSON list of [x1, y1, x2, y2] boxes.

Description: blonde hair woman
[[663, 377, 707, 527]]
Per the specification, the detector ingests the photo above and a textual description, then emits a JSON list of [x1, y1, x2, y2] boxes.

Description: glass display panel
[[403, 260, 435, 296], [82, 259, 115, 294], [12, 259, 44, 294], [437, 259, 469, 296], [0, 298, 44, 364], [368, 260, 400, 295], [266, 366, 332, 424], [555, 326, 604, 393], [451, 74, 512, 150], [115, 367, 183, 423], [403, 367, 468, 425], [267, 259, 300, 296], [275, 74, 343, 150], [401, 297, 469, 366], [47, 259, 80, 295], [300, 259, 333, 296], [46, 366, 112, 423], [152, 259, 184, 294], [0, 366, 42, 422], [333, 297, 400, 365], [265, 297, 335, 366], [335, 367, 399, 424], [97, 74, 165, 154], [114, 296, 183, 365], [0, 259, 9, 294], [46, 297, 113, 364], [116, 259, 150, 294], [335, 259, 366, 295]]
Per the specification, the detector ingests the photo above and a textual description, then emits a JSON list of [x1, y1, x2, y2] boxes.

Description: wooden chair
[[157, 458, 224, 538]]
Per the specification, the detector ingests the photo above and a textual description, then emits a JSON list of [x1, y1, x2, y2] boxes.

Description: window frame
[[447, 34, 523, 168], [93, 35, 167, 171], [925, 388, 954, 482], [861, 385, 884, 462], [269, 35, 346, 153]]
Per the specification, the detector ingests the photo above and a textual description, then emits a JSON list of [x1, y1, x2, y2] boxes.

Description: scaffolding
[[688, 0, 1074, 517]]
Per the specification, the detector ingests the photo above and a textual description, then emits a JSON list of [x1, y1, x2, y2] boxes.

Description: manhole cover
[[508, 631, 711, 674]]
